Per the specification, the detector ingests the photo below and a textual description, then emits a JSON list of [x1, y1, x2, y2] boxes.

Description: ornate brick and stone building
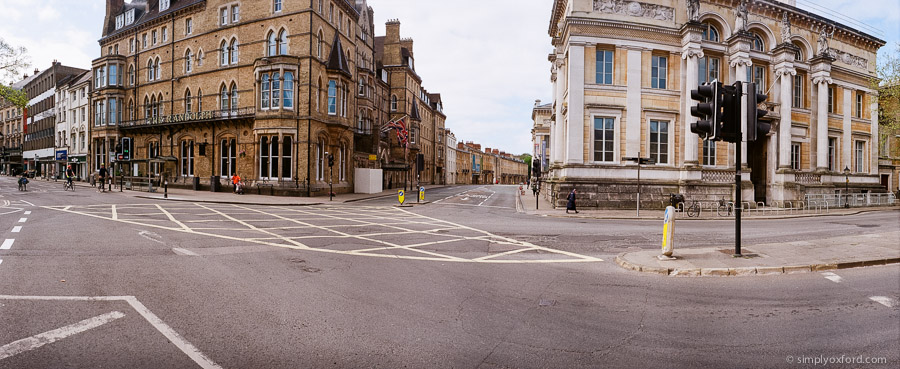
[[94, 0, 446, 194], [545, 0, 886, 208]]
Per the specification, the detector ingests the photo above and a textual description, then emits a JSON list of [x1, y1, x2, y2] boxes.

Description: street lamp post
[[843, 166, 850, 208]]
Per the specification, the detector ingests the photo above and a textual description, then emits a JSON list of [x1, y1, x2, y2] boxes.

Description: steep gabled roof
[[326, 32, 353, 77], [410, 100, 421, 121]]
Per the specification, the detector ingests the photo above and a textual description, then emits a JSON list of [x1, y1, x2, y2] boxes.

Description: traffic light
[[718, 81, 743, 143], [121, 137, 132, 161], [532, 158, 542, 178], [328, 153, 334, 167], [115, 143, 122, 153], [690, 81, 723, 141], [746, 82, 770, 142]]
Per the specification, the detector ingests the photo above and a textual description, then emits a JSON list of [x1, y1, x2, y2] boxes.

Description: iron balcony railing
[[121, 107, 256, 128]]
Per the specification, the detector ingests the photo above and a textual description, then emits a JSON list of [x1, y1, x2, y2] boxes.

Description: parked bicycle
[[717, 198, 734, 217], [686, 200, 701, 217]]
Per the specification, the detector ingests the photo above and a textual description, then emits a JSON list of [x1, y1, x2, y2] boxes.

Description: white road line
[[20, 200, 34, 207], [0, 239, 13, 250], [0, 259, 3, 265], [477, 190, 496, 206], [172, 248, 200, 256], [138, 230, 165, 244], [0, 295, 222, 369], [155, 204, 191, 231], [869, 296, 897, 308], [17, 218, 26, 223], [11, 226, 21, 233], [0, 311, 126, 360], [821, 272, 843, 283], [111, 205, 118, 220], [23, 211, 31, 215]]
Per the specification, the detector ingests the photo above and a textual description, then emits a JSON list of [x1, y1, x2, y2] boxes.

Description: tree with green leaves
[[0, 37, 30, 108], [873, 43, 899, 158]]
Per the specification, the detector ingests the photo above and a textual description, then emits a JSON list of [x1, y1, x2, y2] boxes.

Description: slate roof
[[326, 32, 353, 77], [102, 0, 204, 40]]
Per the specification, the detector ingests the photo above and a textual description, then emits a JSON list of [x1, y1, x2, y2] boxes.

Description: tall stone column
[[870, 95, 879, 175], [728, 32, 753, 167], [554, 57, 567, 164], [773, 44, 798, 170], [842, 85, 852, 171], [625, 47, 642, 158], [681, 22, 704, 166], [566, 44, 585, 164], [810, 55, 834, 171], [550, 59, 561, 165]]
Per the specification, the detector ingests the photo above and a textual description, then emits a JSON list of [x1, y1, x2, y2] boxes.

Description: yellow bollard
[[659, 206, 676, 260], [398, 190, 405, 205]]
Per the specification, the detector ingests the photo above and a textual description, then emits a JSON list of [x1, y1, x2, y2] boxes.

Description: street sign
[[368, 154, 377, 161], [398, 190, 405, 204], [419, 186, 425, 201]]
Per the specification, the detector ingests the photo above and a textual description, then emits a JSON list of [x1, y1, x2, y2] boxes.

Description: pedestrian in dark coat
[[566, 189, 579, 214]]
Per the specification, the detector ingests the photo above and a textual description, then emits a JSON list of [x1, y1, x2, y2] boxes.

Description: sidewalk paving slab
[[615, 231, 900, 277]]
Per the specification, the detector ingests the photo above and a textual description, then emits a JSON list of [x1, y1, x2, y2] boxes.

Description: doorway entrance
[[747, 135, 768, 203]]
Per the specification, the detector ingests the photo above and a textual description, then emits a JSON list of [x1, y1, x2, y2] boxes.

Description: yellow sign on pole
[[419, 186, 425, 201], [398, 190, 405, 204], [369, 154, 377, 161]]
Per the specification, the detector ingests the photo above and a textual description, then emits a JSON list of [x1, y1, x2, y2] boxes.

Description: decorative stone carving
[[781, 12, 791, 44], [735, 0, 749, 33], [730, 57, 752, 68], [829, 48, 868, 69], [687, 0, 700, 22], [682, 48, 704, 60], [593, 0, 675, 22], [812, 76, 833, 85], [775, 67, 797, 77], [817, 26, 834, 57]]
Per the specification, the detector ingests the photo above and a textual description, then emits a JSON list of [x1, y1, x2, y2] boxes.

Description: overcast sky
[[0, 0, 897, 155]]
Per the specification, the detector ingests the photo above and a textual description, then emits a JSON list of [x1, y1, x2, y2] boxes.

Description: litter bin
[[210, 176, 220, 192], [192, 176, 201, 191], [669, 193, 685, 210]]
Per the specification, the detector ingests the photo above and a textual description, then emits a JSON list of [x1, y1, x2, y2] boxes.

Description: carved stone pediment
[[593, 0, 674, 22]]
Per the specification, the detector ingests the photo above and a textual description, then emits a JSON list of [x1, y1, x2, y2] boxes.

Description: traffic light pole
[[734, 124, 742, 257]]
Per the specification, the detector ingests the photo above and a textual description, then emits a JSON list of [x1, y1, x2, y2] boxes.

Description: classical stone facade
[[531, 99, 552, 177], [546, 0, 886, 209], [93, 0, 446, 195]]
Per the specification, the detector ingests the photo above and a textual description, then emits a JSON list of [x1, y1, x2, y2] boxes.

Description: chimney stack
[[34, 68, 39, 74]]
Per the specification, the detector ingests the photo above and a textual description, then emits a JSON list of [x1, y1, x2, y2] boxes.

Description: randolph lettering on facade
[[91, 0, 449, 195], [541, 0, 886, 209]]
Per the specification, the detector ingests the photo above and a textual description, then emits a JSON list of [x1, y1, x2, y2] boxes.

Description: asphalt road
[[0, 178, 897, 368]]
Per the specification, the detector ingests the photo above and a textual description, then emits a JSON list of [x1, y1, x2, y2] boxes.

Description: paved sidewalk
[[516, 189, 899, 220], [54, 177, 446, 206], [616, 231, 900, 277]]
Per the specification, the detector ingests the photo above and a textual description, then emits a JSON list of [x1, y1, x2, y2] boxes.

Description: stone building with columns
[[545, 0, 885, 208]]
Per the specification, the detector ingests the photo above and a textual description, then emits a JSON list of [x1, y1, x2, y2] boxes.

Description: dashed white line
[[17, 218, 26, 223], [869, 296, 897, 308], [0, 311, 126, 360], [821, 272, 843, 283], [11, 226, 21, 233], [23, 211, 31, 215], [0, 239, 13, 250]]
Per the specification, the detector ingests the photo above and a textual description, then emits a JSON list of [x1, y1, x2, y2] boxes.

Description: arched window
[[702, 22, 719, 42], [154, 57, 161, 80], [267, 31, 277, 56], [230, 82, 238, 111], [220, 137, 236, 178], [751, 33, 765, 51], [158, 93, 164, 115], [185, 89, 193, 113], [271, 72, 281, 108], [339, 143, 346, 181], [197, 50, 204, 66], [128, 99, 134, 120], [317, 30, 323, 58], [792, 42, 804, 61], [128, 64, 134, 85], [390, 95, 397, 111], [278, 29, 287, 55], [150, 95, 157, 118], [147, 59, 154, 80], [197, 89, 203, 111], [315, 77, 321, 112], [220, 84, 228, 110], [144, 96, 150, 118], [230, 38, 239, 64], [261, 74, 270, 109], [185, 49, 193, 73], [220, 40, 229, 66], [283, 72, 294, 109], [316, 138, 325, 180]]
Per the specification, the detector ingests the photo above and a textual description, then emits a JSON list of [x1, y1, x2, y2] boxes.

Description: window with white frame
[[596, 50, 613, 85], [791, 143, 801, 170], [95, 100, 105, 126], [160, 0, 170, 11], [142, 33, 147, 48], [592, 117, 615, 162], [283, 72, 294, 109], [162, 26, 168, 42], [129, 38, 135, 53], [649, 120, 669, 164], [747, 66, 766, 94], [278, 30, 287, 55], [856, 92, 863, 118], [108, 98, 118, 125], [793, 74, 803, 108], [186, 18, 193, 35], [751, 33, 765, 51], [116, 14, 124, 30], [185, 50, 193, 73], [271, 72, 281, 108], [698, 56, 719, 84], [230, 83, 238, 111], [181, 139, 194, 177], [651, 55, 667, 89], [230, 39, 239, 64], [274, 0, 282, 12], [149, 141, 160, 174], [328, 80, 337, 115], [261, 74, 270, 109], [702, 22, 719, 42], [152, 30, 157, 45], [267, 31, 277, 56], [390, 95, 397, 111], [185, 89, 192, 113], [220, 8, 228, 26], [703, 139, 716, 166], [220, 138, 236, 178], [828, 137, 837, 171], [827, 86, 834, 113], [125, 9, 135, 25], [855, 140, 865, 172], [232, 5, 240, 23], [221, 41, 229, 66]]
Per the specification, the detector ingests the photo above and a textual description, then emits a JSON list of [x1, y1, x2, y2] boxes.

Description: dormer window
[[160, 0, 170, 11], [116, 14, 125, 30], [125, 9, 135, 25]]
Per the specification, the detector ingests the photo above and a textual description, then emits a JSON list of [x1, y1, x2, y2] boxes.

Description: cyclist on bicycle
[[65, 164, 75, 189], [98, 163, 108, 192]]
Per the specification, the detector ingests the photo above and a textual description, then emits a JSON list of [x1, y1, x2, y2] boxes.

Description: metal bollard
[[659, 206, 676, 260]]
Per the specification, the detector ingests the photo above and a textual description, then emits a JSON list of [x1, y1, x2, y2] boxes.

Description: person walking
[[566, 188, 579, 214], [232, 173, 243, 194]]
